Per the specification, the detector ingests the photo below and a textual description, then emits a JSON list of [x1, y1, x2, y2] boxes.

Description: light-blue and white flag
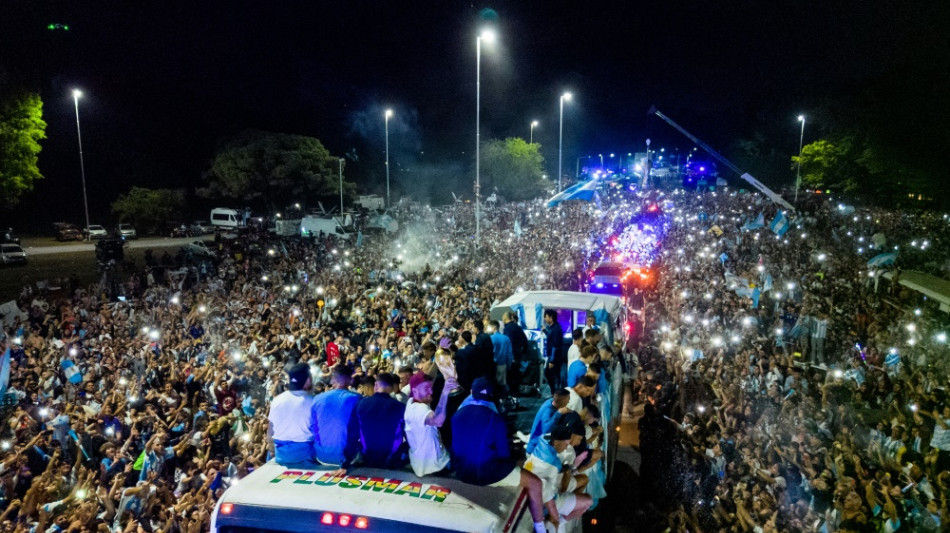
[[0, 348, 10, 396], [770, 212, 790, 236], [742, 213, 765, 231], [545, 179, 600, 208], [762, 273, 773, 293], [867, 252, 897, 268], [61, 360, 82, 384]]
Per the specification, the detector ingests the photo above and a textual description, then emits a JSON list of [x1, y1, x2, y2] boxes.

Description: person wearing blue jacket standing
[[542, 310, 565, 390], [488, 320, 513, 399]]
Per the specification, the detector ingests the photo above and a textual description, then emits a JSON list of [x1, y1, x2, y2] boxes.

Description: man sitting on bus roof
[[310, 364, 361, 470], [525, 388, 572, 455], [567, 376, 597, 414], [566, 327, 584, 368], [356, 372, 407, 469], [568, 345, 597, 388], [268, 363, 317, 466], [451, 377, 552, 533], [524, 416, 594, 531], [404, 366, 455, 477]]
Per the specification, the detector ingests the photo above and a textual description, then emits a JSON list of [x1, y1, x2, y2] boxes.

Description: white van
[[210, 208, 245, 229], [210, 462, 532, 533], [300, 216, 352, 239]]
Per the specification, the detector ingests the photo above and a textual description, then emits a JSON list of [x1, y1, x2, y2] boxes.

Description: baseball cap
[[471, 377, 493, 401], [286, 363, 311, 391]]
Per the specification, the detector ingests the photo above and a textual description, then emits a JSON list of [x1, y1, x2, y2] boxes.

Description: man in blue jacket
[[355, 373, 406, 469], [502, 312, 530, 394], [525, 388, 572, 455], [451, 377, 551, 533], [310, 364, 361, 470], [542, 310, 565, 390], [472, 320, 496, 385], [488, 320, 513, 399], [502, 312, 529, 362]]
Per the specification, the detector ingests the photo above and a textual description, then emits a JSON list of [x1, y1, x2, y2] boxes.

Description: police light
[[220, 503, 234, 515]]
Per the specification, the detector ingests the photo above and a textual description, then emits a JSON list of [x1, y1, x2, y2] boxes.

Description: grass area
[[0, 245, 180, 302]]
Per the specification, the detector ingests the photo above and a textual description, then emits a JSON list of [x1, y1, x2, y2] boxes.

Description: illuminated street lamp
[[530, 120, 538, 144], [385, 108, 393, 207], [558, 92, 572, 191], [795, 114, 805, 204], [72, 89, 91, 239], [475, 28, 496, 244]]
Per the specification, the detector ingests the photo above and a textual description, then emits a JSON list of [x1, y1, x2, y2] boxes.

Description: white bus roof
[[213, 462, 527, 533], [489, 290, 623, 329], [882, 270, 950, 312]]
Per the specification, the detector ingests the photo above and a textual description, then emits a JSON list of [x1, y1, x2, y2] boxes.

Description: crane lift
[[648, 106, 795, 211]]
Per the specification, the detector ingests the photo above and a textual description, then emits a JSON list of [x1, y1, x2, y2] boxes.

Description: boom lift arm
[[648, 106, 795, 211]]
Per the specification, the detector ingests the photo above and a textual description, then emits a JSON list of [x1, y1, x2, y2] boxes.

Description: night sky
[[1, 0, 943, 228]]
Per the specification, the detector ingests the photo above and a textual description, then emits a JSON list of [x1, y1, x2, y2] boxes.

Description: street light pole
[[642, 138, 651, 189], [576, 155, 590, 178], [385, 109, 392, 208], [795, 115, 805, 204], [339, 158, 345, 215], [72, 90, 91, 240], [558, 92, 572, 191], [475, 30, 495, 244], [530, 120, 538, 144]]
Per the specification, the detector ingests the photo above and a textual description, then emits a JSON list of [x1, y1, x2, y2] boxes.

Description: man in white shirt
[[921, 404, 950, 473], [524, 421, 593, 532], [566, 328, 584, 368], [268, 363, 316, 466], [404, 370, 456, 476], [567, 376, 597, 414]]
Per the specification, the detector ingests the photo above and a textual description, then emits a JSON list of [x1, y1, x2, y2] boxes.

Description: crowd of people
[[1, 180, 948, 533], [635, 189, 950, 532], [0, 193, 630, 533]]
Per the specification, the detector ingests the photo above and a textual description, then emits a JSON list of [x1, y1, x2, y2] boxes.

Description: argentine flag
[[883, 351, 902, 376], [770, 212, 790, 236], [867, 252, 897, 268], [545, 179, 600, 208], [61, 360, 82, 384], [742, 213, 765, 231], [0, 348, 10, 396]]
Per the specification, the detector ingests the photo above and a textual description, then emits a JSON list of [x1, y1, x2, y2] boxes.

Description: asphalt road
[[19, 236, 207, 255]]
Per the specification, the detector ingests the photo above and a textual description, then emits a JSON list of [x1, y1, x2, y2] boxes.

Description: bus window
[[555, 308, 573, 338]]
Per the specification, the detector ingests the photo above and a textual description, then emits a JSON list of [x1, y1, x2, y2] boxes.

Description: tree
[[790, 138, 860, 192], [198, 129, 354, 210], [111, 187, 185, 235], [480, 137, 547, 201], [0, 90, 46, 208]]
